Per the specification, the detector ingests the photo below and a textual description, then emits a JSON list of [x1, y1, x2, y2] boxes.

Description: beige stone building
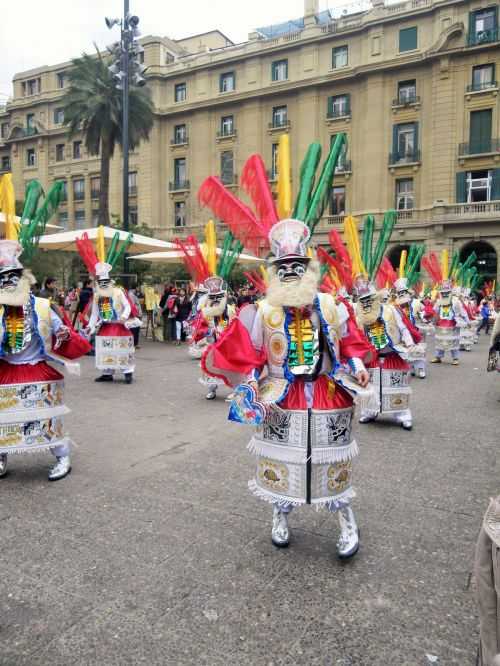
[[0, 0, 499, 281]]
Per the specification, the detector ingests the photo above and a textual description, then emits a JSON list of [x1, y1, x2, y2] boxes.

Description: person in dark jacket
[[174, 288, 191, 345], [73, 279, 93, 326]]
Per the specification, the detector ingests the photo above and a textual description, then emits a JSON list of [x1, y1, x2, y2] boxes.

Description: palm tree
[[62, 48, 154, 226]]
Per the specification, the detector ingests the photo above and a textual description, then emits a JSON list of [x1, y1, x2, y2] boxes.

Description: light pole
[[105, 3, 145, 282]]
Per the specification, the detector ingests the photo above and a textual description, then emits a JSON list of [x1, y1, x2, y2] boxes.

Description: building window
[[73, 178, 85, 201], [330, 134, 349, 172], [174, 158, 186, 188], [174, 201, 186, 227], [396, 178, 414, 210], [55, 144, 65, 162], [332, 46, 348, 69], [327, 94, 350, 118], [471, 64, 496, 91], [469, 109, 492, 153], [92, 210, 100, 225], [138, 51, 145, 64], [220, 115, 234, 136], [26, 114, 36, 135], [397, 80, 417, 104], [58, 211, 68, 229], [271, 59, 288, 82], [174, 124, 187, 144], [75, 210, 86, 229], [271, 143, 279, 180], [129, 206, 138, 226], [128, 171, 137, 195], [53, 108, 64, 124], [26, 78, 41, 96], [220, 71, 235, 93], [330, 186, 346, 216], [272, 106, 288, 128], [220, 151, 234, 185], [468, 7, 498, 46], [91, 176, 100, 199], [399, 27, 418, 52], [174, 83, 186, 102], [1, 156, 10, 171], [0, 123, 9, 139], [73, 141, 82, 159], [392, 122, 419, 162], [57, 73, 65, 89], [59, 181, 67, 202], [26, 148, 36, 167]]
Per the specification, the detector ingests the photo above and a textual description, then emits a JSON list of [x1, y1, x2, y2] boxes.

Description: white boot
[[205, 388, 217, 400], [337, 505, 359, 559], [271, 506, 290, 548], [0, 453, 8, 478], [417, 367, 426, 379], [48, 455, 72, 481]]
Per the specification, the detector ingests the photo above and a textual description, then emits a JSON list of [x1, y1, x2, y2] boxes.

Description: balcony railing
[[393, 94, 420, 106], [91, 190, 100, 199], [466, 80, 497, 92], [467, 28, 499, 47], [335, 160, 352, 173], [73, 191, 85, 201], [217, 129, 237, 139], [389, 149, 421, 165], [459, 139, 500, 156], [326, 214, 346, 225], [221, 174, 238, 186], [269, 119, 290, 130], [326, 104, 351, 120], [169, 179, 190, 191], [129, 185, 138, 196], [171, 136, 188, 145]]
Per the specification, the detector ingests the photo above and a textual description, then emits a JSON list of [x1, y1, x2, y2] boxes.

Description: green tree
[[62, 48, 154, 226]]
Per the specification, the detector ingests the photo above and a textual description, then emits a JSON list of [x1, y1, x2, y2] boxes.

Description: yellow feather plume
[[277, 134, 292, 219], [398, 249, 407, 279], [343, 215, 366, 276], [0, 174, 18, 241], [205, 220, 217, 276], [96, 225, 106, 263], [441, 249, 449, 281], [259, 265, 269, 286]]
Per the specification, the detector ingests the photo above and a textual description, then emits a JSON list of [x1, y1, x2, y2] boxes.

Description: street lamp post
[[105, 3, 145, 284]]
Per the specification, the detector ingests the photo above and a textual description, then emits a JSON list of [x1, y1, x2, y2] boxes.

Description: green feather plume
[[293, 143, 322, 221], [406, 243, 425, 287], [361, 215, 375, 276], [304, 133, 346, 232], [19, 181, 65, 260], [109, 233, 133, 269], [369, 210, 397, 280], [217, 232, 242, 282], [106, 231, 121, 264], [20, 181, 44, 224], [449, 250, 460, 279]]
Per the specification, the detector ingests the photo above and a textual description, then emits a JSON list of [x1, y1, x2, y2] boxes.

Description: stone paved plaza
[[1, 334, 498, 665]]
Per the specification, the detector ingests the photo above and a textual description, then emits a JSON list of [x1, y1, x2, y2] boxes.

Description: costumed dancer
[[487, 307, 500, 373], [175, 221, 239, 400], [391, 246, 427, 378], [422, 250, 469, 366], [0, 176, 91, 480], [77, 228, 136, 384], [456, 257, 480, 352], [200, 134, 377, 558]]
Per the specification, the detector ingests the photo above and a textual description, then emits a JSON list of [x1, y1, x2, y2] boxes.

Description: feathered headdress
[[76, 225, 133, 279], [198, 134, 347, 254], [0, 175, 65, 261], [174, 220, 243, 288], [394, 243, 425, 290]]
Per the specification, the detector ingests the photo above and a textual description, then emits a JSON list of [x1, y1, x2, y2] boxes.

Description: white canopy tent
[[128, 249, 262, 265], [0, 212, 61, 233], [36, 226, 176, 254]]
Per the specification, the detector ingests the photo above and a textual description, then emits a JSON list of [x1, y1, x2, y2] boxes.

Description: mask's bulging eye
[[292, 263, 306, 277]]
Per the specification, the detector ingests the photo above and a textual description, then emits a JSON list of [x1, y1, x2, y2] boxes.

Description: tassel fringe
[[311, 439, 359, 464], [247, 438, 306, 464], [247, 480, 305, 507]]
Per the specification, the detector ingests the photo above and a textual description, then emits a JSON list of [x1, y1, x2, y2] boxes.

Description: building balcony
[[388, 149, 421, 167], [216, 129, 237, 141], [170, 136, 188, 147], [392, 95, 421, 110], [91, 190, 100, 199], [458, 139, 500, 157], [220, 174, 238, 187], [129, 185, 138, 196], [467, 28, 499, 47], [466, 81, 498, 93], [169, 179, 190, 192], [268, 120, 291, 133], [326, 106, 351, 122], [335, 160, 352, 175], [73, 192, 85, 201]]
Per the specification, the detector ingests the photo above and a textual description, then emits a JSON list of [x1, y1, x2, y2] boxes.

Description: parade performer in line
[[391, 246, 427, 378], [77, 228, 136, 384], [487, 306, 500, 373], [422, 250, 469, 366], [175, 221, 239, 399], [336, 214, 419, 430], [0, 176, 91, 480], [200, 134, 376, 558], [456, 261, 481, 352]]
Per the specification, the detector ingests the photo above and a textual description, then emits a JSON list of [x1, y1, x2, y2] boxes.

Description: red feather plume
[[240, 155, 279, 234], [198, 176, 265, 255], [421, 252, 442, 285], [76, 233, 99, 276], [243, 270, 267, 295], [174, 236, 210, 285], [317, 246, 353, 293], [376, 257, 397, 289], [320, 274, 337, 294]]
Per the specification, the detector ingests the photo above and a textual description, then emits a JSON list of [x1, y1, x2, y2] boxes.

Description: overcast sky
[[0, 0, 337, 98]]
